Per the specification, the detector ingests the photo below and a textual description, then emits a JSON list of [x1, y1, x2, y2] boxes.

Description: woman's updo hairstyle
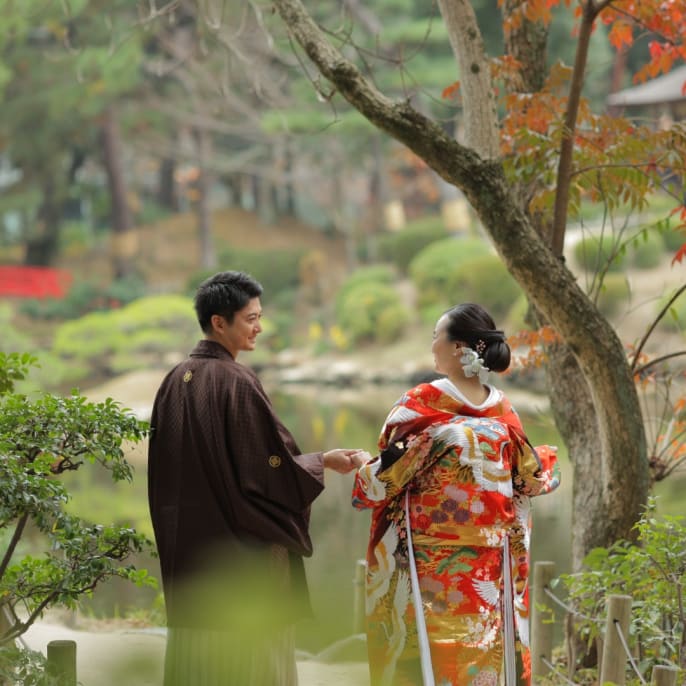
[[443, 303, 511, 373]]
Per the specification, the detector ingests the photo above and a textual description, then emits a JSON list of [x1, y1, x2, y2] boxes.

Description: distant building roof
[[607, 65, 686, 108]]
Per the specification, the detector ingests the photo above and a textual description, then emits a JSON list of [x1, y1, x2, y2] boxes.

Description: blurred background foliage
[[0, 0, 685, 668]]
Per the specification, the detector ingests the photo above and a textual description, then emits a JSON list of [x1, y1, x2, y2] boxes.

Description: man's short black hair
[[194, 271, 263, 333]]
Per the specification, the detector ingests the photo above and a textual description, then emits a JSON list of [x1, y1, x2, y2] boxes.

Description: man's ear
[[210, 313, 225, 334]]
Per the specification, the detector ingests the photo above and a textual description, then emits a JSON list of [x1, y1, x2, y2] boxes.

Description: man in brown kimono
[[148, 271, 362, 686]]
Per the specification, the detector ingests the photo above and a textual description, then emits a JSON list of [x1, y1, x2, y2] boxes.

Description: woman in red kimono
[[352, 303, 560, 686]]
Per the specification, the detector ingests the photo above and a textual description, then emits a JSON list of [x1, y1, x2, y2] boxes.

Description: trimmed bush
[[377, 217, 450, 273], [217, 246, 306, 298], [573, 235, 627, 273], [630, 230, 665, 269], [596, 273, 630, 318], [52, 295, 199, 378], [504, 294, 530, 334], [335, 281, 410, 345], [20, 275, 147, 321], [334, 265, 397, 315], [447, 254, 522, 322], [658, 221, 686, 252], [409, 237, 491, 308]]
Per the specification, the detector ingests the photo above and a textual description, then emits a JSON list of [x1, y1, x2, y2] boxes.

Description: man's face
[[212, 297, 263, 358]]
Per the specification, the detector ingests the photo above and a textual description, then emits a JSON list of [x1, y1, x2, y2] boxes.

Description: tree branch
[[0, 513, 28, 583], [634, 350, 686, 377], [631, 283, 686, 372], [550, 2, 599, 255]]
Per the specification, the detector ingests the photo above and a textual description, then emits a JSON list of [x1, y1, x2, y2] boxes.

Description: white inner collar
[[432, 376, 500, 410]]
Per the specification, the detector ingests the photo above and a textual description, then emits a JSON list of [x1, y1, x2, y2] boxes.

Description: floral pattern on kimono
[[352, 378, 560, 686]]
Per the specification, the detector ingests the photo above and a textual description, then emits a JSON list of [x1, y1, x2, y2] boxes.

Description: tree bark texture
[[272, 0, 649, 567], [436, 0, 499, 159]]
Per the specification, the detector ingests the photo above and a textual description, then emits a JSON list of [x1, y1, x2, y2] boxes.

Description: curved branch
[[631, 283, 686, 372], [634, 350, 686, 377], [0, 513, 28, 582]]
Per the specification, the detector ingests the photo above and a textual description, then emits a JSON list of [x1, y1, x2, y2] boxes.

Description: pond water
[[65, 379, 686, 655]]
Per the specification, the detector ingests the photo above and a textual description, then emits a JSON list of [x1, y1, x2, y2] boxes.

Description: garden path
[[23, 621, 370, 686]]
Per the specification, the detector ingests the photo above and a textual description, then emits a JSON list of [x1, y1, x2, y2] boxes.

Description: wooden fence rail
[[19, 559, 685, 685], [531, 561, 679, 686]]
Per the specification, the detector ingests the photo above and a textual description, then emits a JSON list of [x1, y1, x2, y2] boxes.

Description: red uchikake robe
[[352, 378, 560, 686]]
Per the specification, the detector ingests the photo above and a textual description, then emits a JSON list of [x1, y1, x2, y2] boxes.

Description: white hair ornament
[[460, 346, 490, 383]]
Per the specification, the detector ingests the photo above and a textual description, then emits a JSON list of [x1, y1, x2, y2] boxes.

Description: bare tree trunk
[[24, 178, 61, 267], [195, 128, 216, 270], [283, 142, 296, 216], [158, 157, 179, 211], [366, 135, 387, 262], [101, 104, 136, 279], [256, 174, 277, 225]]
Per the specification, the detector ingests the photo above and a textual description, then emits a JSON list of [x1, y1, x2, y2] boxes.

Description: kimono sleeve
[[512, 439, 561, 497], [226, 373, 324, 512], [352, 429, 438, 510]]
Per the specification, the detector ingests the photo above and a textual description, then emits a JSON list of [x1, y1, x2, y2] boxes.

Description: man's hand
[[323, 448, 372, 474]]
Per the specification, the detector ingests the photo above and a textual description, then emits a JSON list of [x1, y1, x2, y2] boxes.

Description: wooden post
[[599, 595, 632, 686], [650, 665, 678, 686], [531, 561, 555, 681], [47, 640, 77, 686], [353, 559, 367, 634]]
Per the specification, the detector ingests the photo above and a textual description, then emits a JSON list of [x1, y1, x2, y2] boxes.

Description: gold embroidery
[[268, 455, 282, 468], [183, 370, 192, 383]]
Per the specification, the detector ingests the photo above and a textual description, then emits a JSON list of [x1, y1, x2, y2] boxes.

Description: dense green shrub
[[560, 499, 686, 682], [377, 217, 450, 273], [630, 230, 665, 269], [419, 302, 449, 326], [573, 234, 627, 273], [335, 281, 410, 345], [409, 237, 491, 308], [257, 310, 294, 352], [217, 246, 307, 297], [657, 218, 686, 252], [0, 353, 154, 676], [0, 304, 75, 392], [447, 254, 522, 321], [596, 273, 630, 318], [52, 295, 199, 378], [20, 275, 147, 321], [334, 265, 397, 314], [504, 294, 530, 334]]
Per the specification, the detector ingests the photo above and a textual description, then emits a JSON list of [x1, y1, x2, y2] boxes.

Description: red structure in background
[[0, 266, 73, 298]]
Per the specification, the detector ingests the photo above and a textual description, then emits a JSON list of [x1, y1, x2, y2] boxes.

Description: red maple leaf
[[672, 241, 686, 266]]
